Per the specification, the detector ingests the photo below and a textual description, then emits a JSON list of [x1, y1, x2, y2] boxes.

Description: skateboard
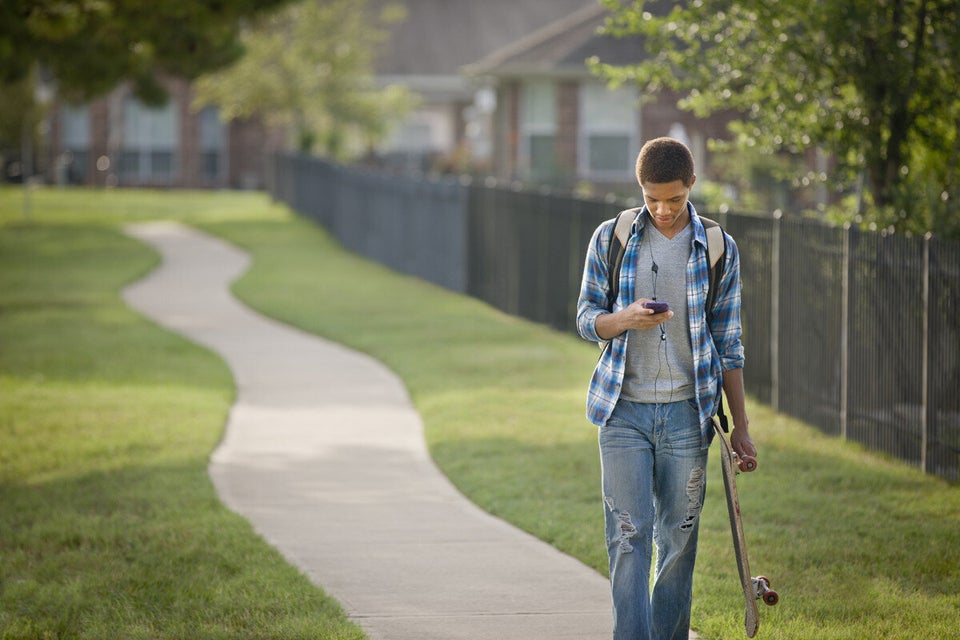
[[714, 421, 779, 638]]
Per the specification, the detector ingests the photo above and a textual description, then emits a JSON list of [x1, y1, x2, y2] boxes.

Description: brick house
[[49, 76, 281, 189], [463, 3, 735, 192], [369, 0, 590, 173]]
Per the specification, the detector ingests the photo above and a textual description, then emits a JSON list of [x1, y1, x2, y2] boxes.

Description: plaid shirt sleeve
[[576, 215, 635, 426], [690, 216, 745, 439], [708, 231, 745, 374], [576, 218, 616, 343]]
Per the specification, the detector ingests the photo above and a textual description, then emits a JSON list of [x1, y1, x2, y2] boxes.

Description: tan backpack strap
[[605, 207, 642, 310], [701, 216, 725, 269], [699, 216, 727, 320], [614, 207, 636, 247]]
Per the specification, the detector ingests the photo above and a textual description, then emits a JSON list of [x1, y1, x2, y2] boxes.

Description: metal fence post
[[921, 232, 931, 473], [770, 210, 781, 412], [840, 223, 850, 440]]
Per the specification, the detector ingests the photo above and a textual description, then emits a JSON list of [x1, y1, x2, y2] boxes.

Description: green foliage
[[193, 0, 416, 158], [699, 146, 803, 214], [0, 0, 293, 104], [0, 0, 296, 171], [0, 72, 40, 153], [592, 0, 960, 237]]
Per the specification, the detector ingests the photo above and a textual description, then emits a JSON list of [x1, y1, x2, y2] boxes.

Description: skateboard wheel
[[753, 576, 778, 606], [740, 456, 757, 472]]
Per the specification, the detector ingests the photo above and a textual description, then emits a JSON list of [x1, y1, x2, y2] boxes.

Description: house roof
[[463, 2, 649, 78], [371, 0, 593, 77]]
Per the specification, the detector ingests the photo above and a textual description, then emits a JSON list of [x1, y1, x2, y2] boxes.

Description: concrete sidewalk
[[121, 221, 698, 640]]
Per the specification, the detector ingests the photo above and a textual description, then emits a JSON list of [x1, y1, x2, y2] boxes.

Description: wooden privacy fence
[[268, 154, 960, 481]]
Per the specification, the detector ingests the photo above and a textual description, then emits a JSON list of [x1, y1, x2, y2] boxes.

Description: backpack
[[603, 207, 732, 432]]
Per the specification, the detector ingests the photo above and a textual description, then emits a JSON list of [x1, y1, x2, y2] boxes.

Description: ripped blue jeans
[[599, 398, 709, 640]]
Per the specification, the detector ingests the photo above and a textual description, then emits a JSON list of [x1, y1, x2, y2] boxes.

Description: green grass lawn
[[2, 186, 959, 639], [0, 188, 363, 640]]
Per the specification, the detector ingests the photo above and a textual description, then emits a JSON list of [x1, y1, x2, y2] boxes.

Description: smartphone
[[643, 301, 669, 314]]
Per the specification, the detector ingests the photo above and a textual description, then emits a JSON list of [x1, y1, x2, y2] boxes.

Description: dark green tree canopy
[[1, 0, 292, 104], [593, 0, 960, 235]]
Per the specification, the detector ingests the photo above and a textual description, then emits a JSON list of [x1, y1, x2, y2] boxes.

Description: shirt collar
[[633, 201, 709, 250]]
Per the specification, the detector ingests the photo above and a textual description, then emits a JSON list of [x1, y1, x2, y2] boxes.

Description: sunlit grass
[[0, 187, 363, 640]]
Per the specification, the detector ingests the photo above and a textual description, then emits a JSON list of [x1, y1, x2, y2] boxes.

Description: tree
[[192, 0, 415, 158], [0, 0, 293, 104], [591, 0, 960, 236]]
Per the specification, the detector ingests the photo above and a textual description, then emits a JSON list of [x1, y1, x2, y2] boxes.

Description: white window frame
[[120, 96, 178, 183], [198, 106, 226, 182], [578, 82, 638, 181], [59, 103, 91, 183], [519, 80, 557, 180], [60, 104, 90, 149]]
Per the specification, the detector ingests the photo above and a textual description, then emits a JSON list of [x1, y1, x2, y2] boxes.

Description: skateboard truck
[[752, 575, 780, 606]]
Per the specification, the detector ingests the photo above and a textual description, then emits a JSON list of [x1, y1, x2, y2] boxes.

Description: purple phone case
[[643, 301, 669, 313]]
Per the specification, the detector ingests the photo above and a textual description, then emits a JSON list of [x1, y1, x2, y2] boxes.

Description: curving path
[[121, 221, 617, 640]]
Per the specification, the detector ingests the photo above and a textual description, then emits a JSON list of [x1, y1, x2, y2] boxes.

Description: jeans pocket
[[664, 401, 703, 454], [605, 399, 634, 430]]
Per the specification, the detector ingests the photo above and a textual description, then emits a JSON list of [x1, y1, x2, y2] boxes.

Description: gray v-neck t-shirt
[[620, 222, 697, 404]]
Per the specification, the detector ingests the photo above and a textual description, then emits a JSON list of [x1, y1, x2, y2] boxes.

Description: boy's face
[[641, 176, 696, 237]]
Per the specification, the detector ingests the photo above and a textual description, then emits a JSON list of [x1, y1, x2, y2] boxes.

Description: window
[[199, 106, 225, 181], [520, 81, 557, 180], [59, 104, 90, 184], [120, 96, 178, 183], [579, 83, 637, 179]]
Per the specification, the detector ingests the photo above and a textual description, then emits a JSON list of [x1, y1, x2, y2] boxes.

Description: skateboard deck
[[714, 421, 778, 637]]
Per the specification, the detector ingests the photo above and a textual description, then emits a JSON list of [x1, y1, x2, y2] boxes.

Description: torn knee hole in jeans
[[679, 467, 705, 532], [605, 497, 638, 553]]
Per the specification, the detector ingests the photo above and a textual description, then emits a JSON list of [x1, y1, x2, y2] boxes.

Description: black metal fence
[[268, 154, 960, 481]]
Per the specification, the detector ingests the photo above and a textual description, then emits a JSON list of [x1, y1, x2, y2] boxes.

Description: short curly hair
[[635, 137, 695, 186]]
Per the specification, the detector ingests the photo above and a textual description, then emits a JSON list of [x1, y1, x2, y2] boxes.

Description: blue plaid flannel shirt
[[576, 204, 745, 444]]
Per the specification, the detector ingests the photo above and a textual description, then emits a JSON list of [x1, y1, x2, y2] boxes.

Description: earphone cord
[[654, 328, 675, 406], [650, 250, 674, 406]]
